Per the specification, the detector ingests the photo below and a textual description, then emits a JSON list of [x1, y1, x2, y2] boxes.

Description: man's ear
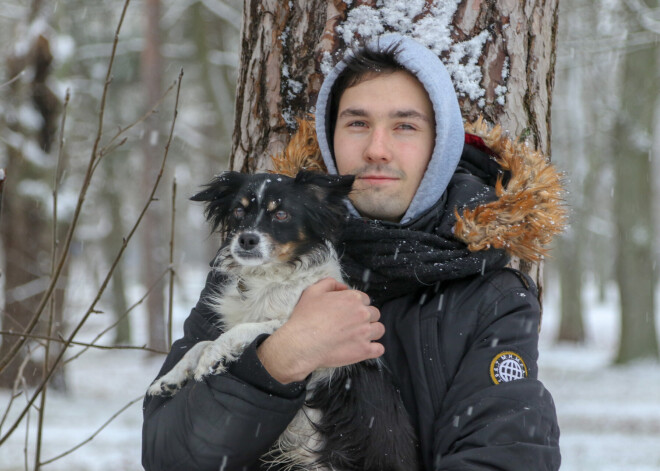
[[190, 171, 246, 232], [294, 170, 355, 203]]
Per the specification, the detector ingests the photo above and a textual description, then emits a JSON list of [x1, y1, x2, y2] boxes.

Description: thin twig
[[35, 87, 70, 471], [0, 392, 22, 434], [0, 70, 25, 89], [0, 351, 33, 434], [22, 377, 30, 471], [0, 0, 133, 377], [168, 178, 177, 347], [63, 266, 170, 365], [0, 168, 6, 229], [39, 396, 143, 466], [0, 67, 184, 448], [0, 331, 167, 354], [95, 78, 178, 163]]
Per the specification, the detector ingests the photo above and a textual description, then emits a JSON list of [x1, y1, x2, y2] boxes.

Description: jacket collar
[[271, 116, 566, 262]]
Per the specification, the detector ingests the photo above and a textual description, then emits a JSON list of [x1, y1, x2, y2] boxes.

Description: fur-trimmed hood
[[271, 117, 566, 262]]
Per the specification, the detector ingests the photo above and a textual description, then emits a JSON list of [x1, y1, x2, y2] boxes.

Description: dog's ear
[[294, 170, 355, 203], [191, 171, 246, 232], [294, 171, 355, 243]]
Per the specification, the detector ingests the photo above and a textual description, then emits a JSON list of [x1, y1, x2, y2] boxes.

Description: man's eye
[[273, 210, 290, 221], [233, 207, 245, 219], [397, 123, 415, 130], [348, 121, 367, 127]]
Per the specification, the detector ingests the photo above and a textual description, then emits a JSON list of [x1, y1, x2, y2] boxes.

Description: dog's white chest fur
[[212, 247, 344, 330], [147, 244, 344, 396], [216, 257, 343, 330]]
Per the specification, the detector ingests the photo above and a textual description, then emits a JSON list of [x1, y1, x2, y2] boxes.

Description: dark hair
[[327, 41, 404, 151]]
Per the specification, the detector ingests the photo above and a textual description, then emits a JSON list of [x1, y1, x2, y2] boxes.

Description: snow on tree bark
[[231, 0, 560, 295], [231, 0, 328, 173]]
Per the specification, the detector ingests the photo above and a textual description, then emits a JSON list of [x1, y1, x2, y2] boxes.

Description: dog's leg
[[193, 320, 282, 381], [147, 341, 213, 396]]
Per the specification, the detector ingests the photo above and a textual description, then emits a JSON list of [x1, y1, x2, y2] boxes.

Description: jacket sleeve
[[141, 270, 307, 471], [433, 270, 561, 470]]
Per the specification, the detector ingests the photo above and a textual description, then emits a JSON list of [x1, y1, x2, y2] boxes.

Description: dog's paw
[[193, 342, 237, 381], [147, 365, 191, 397], [147, 377, 186, 397]]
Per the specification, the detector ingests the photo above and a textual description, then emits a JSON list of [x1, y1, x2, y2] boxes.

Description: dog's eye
[[273, 210, 290, 222], [233, 207, 245, 219]]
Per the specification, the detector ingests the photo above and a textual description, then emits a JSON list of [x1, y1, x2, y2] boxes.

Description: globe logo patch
[[490, 351, 528, 384]]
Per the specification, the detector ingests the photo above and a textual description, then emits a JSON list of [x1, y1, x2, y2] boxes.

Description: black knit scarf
[[338, 148, 510, 305]]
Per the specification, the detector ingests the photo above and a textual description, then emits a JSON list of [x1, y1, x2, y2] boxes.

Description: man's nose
[[363, 128, 392, 163]]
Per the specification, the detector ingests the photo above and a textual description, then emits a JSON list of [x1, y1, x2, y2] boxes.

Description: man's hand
[[257, 277, 385, 384]]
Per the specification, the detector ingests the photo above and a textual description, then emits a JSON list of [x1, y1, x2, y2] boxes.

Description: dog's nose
[[238, 232, 260, 250]]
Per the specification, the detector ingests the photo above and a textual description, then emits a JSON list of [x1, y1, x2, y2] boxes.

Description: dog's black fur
[[190, 171, 418, 470]]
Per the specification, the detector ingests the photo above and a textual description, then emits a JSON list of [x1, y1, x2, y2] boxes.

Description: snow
[[332, 0, 490, 101], [1, 275, 658, 470]]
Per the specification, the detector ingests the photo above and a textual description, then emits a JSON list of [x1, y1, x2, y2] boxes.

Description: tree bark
[[230, 0, 328, 172], [231, 0, 560, 296]]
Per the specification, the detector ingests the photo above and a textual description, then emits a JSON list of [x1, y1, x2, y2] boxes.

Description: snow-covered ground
[[1, 274, 659, 471]]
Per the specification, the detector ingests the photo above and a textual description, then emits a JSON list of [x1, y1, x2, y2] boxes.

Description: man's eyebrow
[[337, 107, 432, 123], [337, 108, 368, 119], [390, 109, 432, 123]]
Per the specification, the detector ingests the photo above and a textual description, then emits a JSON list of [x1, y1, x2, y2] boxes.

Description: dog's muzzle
[[230, 231, 270, 266]]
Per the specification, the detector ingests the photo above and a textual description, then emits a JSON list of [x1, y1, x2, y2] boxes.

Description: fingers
[[308, 278, 371, 306], [367, 305, 381, 322]]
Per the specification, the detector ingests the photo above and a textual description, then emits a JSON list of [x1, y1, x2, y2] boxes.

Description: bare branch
[[0, 66, 184, 448], [0, 351, 33, 435], [39, 396, 144, 466], [0, 168, 5, 227], [93, 77, 179, 172], [0, 70, 25, 89], [0, 0, 133, 377], [35, 87, 71, 471], [0, 331, 167, 355], [63, 266, 170, 365], [168, 178, 177, 347]]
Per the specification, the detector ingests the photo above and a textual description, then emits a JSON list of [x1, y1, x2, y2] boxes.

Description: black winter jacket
[[142, 264, 560, 471], [142, 127, 563, 470]]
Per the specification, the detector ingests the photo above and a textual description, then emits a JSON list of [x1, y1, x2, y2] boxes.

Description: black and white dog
[[148, 171, 417, 470]]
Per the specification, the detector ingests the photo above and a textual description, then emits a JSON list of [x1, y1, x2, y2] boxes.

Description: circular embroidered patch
[[490, 351, 528, 384]]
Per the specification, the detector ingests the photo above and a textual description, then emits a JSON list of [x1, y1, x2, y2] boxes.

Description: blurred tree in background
[[551, 0, 659, 363], [0, 0, 242, 390]]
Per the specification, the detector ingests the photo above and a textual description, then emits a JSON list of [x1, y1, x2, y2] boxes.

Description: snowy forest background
[[0, 0, 659, 470]]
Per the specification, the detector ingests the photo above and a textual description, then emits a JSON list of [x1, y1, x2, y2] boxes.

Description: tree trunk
[[231, 0, 560, 296], [141, 0, 167, 353], [612, 2, 659, 363], [0, 30, 65, 389], [230, 0, 328, 173]]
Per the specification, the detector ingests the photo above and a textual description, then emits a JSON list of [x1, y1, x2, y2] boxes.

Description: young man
[[142, 33, 562, 470]]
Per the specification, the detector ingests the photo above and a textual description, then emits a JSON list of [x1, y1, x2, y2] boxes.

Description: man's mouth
[[358, 175, 399, 184]]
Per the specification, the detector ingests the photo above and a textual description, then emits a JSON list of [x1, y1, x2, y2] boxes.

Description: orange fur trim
[[456, 116, 567, 261], [270, 117, 326, 176], [270, 116, 567, 262]]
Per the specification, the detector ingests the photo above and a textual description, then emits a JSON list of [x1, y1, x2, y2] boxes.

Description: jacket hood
[[314, 33, 465, 224], [271, 116, 566, 262]]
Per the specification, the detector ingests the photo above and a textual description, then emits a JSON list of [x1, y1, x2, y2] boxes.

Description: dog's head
[[191, 171, 355, 266]]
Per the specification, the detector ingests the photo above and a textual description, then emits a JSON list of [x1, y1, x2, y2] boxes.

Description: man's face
[[333, 70, 435, 222]]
